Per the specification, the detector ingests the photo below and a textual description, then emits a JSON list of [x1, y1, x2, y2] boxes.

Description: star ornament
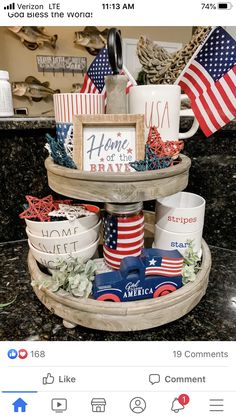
[[19, 195, 55, 222], [127, 148, 133, 154], [149, 258, 156, 266]]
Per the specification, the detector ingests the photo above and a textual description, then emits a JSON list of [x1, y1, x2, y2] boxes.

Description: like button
[[43, 373, 55, 385]]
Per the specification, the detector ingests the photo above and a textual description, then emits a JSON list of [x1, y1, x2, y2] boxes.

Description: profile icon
[[130, 397, 146, 414]]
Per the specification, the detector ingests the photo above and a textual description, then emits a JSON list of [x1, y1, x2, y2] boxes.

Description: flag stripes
[[103, 213, 144, 269], [177, 27, 236, 137], [145, 257, 183, 277]]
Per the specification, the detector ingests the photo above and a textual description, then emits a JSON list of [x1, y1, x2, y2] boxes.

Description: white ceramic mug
[[128, 85, 199, 140], [153, 224, 203, 257], [156, 192, 205, 233]]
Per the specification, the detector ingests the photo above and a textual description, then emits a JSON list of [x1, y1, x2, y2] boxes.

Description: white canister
[[153, 224, 203, 257], [156, 192, 205, 233], [0, 71, 14, 117]]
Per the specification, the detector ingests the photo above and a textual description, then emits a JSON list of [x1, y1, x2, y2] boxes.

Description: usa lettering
[[145, 101, 170, 129]]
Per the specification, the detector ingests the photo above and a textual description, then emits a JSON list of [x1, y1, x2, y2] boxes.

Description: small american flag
[[80, 47, 135, 97], [56, 123, 71, 141], [103, 213, 144, 269], [145, 257, 183, 277], [176, 27, 236, 137]]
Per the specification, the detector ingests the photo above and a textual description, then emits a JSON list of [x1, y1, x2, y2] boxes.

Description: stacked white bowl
[[154, 192, 205, 256], [26, 207, 101, 270]]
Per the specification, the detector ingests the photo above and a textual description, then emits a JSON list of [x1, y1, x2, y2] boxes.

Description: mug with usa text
[[128, 85, 199, 140], [53, 93, 105, 153]]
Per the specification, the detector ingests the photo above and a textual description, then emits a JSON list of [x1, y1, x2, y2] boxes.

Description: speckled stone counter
[[0, 241, 235, 341], [0, 116, 235, 249], [0, 117, 55, 242], [0, 116, 55, 130]]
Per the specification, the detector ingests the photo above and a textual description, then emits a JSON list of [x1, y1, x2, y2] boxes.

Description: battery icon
[[217, 2, 233, 8]]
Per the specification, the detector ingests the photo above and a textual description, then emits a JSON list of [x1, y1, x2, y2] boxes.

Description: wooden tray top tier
[[45, 154, 191, 202], [28, 240, 211, 332]]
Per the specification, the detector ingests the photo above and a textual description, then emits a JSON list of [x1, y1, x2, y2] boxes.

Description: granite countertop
[[0, 240, 235, 341], [0, 115, 235, 131], [0, 116, 55, 130]]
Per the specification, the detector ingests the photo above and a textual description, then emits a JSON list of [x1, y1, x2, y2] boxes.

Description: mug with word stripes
[[53, 93, 105, 154]]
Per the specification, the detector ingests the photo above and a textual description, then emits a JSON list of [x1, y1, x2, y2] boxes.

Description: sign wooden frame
[[73, 114, 145, 172]]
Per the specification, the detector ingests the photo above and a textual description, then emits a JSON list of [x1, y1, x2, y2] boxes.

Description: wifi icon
[[4, 2, 15, 10]]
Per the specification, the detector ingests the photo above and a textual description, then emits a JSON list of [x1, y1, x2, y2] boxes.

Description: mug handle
[[179, 94, 199, 139]]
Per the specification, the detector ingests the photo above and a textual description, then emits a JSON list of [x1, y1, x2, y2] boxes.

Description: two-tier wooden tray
[[27, 156, 211, 331]]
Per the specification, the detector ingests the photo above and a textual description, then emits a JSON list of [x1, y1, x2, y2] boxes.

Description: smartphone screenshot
[[0, 0, 235, 417]]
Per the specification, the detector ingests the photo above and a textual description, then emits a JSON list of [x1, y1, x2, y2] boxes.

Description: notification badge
[[171, 394, 190, 413]]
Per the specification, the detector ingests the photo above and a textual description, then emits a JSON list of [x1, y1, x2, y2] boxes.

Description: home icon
[[12, 398, 27, 413], [91, 398, 106, 412]]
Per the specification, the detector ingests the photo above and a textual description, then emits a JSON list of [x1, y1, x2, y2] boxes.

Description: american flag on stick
[[103, 213, 144, 270], [176, 27, 236, 137], [145, 257, 183, 277], [80, 47, 136, 99]]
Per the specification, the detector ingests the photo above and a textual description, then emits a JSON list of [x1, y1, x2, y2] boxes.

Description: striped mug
[[53, 93, 105, 154]]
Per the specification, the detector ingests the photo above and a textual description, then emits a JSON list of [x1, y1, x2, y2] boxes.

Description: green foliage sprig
[[182, 241, 201, 284], [32, 257, 96, 298]]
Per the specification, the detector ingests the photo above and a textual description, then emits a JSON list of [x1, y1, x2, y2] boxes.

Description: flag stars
[[149, 258, 156, 266]]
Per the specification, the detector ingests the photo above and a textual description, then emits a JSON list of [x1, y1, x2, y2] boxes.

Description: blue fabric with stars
[[103, 214, 118, 249], [56, 123, 72, 144], [87, 48, 113, 93], [195, 27, 236, 81]]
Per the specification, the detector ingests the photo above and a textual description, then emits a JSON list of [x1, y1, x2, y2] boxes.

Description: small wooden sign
[[73, 114, 145, 172], [36, 55, 87, 74]]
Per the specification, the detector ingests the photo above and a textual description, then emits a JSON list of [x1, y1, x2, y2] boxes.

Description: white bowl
[[28, 237, 100, 269], [156, 192, 205, 233], [26, 220, 101, 254], [25, 204, 100, 237], [154, 224, 203, 257]]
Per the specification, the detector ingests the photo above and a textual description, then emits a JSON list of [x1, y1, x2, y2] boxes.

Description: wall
[[0, 26, 192, 115]]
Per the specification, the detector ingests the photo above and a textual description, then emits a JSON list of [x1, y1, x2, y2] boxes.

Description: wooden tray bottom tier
[[28, 240, 211, 332]]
